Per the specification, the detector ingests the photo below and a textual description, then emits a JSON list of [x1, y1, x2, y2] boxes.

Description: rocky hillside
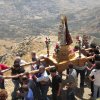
[[0, 36, 45, 65], [1, 34, 100, 66], [0, 0, 100, 38], [0, 35, 58, 65], [68, 7, 100, 37]]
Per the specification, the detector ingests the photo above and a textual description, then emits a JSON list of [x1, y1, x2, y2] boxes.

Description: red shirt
[[0, 64, 9, 71], [0, 64, 9, 82]]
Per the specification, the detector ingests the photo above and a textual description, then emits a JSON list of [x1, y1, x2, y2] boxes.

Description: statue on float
[[58, 15, 73, 46]]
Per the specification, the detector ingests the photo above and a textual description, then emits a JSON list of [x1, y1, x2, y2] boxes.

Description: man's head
[[39, 65, 45, 73], [90, 43, 96, 49], [74, 45, 79, 51], [68, 63, 74, 69], [21, 85, 29, 96], [0, 89, 8, 100], [13, 59, 20, 69], [21, 75, 29, 84], [95, 54, 100, 61], [15, 56, 21, 62], [50, 67, 57, 77], [95, 61, 100, 70], [31, 51, 36, 58], [39, 54, 44, 59]]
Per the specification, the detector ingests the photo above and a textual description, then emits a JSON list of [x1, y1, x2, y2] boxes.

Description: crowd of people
[[0, 43, 100, 100]]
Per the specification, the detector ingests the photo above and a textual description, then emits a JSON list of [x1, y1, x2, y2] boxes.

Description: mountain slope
[[0, 0, 100, 38]]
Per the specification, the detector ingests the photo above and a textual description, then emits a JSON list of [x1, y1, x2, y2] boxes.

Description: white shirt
[[75, 62, 88, 70], [37, 71, 49, 82], [69, 69, 77, 79], [20, 60, 27, 65], [68, 69, 77, 82], [31, 64, 38, 70], [89, 69, 100, 86]]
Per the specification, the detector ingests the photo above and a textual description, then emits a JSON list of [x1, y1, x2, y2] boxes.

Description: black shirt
[[11, 67, 25, 80], [52, 75, 62, 93], [93, 49, 99, 54], [89, 49, 99, 55], [32, 58, 37, 62]]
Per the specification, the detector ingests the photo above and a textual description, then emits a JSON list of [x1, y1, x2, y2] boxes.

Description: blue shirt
[[24, 88, 34, 100]]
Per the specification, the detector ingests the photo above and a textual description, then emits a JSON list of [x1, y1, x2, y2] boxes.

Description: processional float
[[43, 15, 94, 73], [2, 15, 94, 76]]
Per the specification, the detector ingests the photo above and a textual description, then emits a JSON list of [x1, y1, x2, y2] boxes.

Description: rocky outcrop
[[0, 36, 45, 64]]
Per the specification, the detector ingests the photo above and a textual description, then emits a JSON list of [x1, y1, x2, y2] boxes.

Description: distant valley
[[0, 0, 100, 38]]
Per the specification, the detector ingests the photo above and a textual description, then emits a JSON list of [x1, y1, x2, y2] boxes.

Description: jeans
[[28, 80, 37, 99], [33, 80, 42, 100], [66, 88, 75, 100], [93, 84, 100, 100], [91, 81, 94, 96], [40, 85, 49, 100], [12, 80, 20, 100], [76, 69, 86, 87]]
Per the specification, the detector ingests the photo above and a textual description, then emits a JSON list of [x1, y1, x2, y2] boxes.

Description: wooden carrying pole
[[2, 61, 37, 73], [2, 55, 95, 74], [28, 66, 55, 74]]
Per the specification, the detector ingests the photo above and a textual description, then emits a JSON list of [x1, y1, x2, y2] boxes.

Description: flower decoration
[[54, 42, 60, 53]]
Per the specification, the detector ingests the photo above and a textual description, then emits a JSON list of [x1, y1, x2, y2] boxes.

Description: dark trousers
[[33, 81, 42, 100], [91, 82, 99, 98], [76, 69, 86, 87], [91, 81, 94, 96], [0, 81, 5, 89], [35, 86, 41, 100], [52, 92, 61, 100], [66, 88, 75, 100], [91, 76, 94, 97], [40, 85, 49, 100], [12, 80, 20, 100]]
